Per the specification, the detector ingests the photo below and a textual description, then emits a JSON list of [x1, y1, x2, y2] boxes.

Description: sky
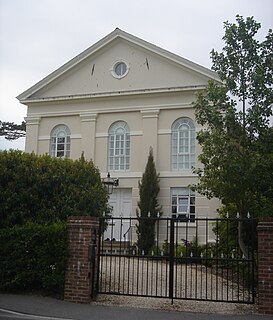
[[0, 0, 272, 151]]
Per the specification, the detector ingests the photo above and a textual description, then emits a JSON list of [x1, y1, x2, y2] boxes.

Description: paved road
[[0, 293, 272, 320], [0, 308, 73, 319]]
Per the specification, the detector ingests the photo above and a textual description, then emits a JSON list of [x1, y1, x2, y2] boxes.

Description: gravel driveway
[[97, 255, 256, 314]]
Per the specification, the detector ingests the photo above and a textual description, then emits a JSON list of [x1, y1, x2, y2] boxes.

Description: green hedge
[[0, 150, 108, 228], [0, 221, 68, 295]]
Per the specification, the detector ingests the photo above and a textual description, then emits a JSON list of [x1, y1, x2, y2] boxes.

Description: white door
[[105, 188, 132, 241]]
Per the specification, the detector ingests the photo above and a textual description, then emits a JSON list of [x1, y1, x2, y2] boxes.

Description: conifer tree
[[0, 121, 26, 140], [137, 147, 161, 254]]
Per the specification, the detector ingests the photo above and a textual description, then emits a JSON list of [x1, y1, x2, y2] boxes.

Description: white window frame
[[111, 60, 130, 79], [171, 187, 195, 222], [171, 118, 195, 170], [50, 125, 71, 158], [108, 121, 130, 171]]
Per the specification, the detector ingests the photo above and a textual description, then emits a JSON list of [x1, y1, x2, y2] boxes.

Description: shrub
[[0, 150, 108, 227], [0, 222, 68, 295]]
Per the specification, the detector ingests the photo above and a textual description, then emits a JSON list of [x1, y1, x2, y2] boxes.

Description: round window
[[112, 61, 129, 79], [114, 62, 127, 76]]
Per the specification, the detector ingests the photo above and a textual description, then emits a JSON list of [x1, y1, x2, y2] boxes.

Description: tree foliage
[[137, 147, 162, 254], [0, 121, 26, 140], [192, 15, 273, 219], [0, 150, 108, 227], [211, 15, 273, 133]]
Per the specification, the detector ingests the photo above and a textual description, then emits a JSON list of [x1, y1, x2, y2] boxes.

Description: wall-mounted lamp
[[102, 172, 119, 194]]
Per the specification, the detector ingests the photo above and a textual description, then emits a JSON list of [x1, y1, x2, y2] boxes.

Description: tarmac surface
[[0, 293, 272, 320]]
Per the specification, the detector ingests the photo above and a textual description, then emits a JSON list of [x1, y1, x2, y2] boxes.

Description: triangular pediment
[[17, 28, 220, 102]]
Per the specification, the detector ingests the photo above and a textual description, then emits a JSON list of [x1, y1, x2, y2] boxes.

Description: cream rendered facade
[[18, 29, 221, 241]]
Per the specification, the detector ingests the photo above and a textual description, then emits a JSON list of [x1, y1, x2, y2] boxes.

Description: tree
[[0, 121, 26, 140], [192, 15, 273, 219], [0, 150, 109, 227], [192, 16, 273, 260], [136, 147, 162, 254]]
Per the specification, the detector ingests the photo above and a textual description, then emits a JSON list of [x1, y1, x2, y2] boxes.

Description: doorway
[[104, 188, 132, 241]]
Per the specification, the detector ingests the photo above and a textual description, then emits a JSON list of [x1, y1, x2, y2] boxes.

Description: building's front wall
[[25, 89, 220, 228], [21, 30, 221, 244]]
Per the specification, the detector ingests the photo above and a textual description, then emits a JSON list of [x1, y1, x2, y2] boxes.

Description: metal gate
[[97, 216, 256, 304]]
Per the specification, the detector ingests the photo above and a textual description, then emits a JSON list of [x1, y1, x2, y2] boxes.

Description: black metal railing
[[97, 216, 257, 304]]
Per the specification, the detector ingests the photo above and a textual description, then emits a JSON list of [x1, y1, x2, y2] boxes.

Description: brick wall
[[64, 216, 99, 304], [257, 219, 273, 315]]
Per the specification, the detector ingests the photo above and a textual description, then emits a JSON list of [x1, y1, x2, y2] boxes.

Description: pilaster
[[24, 116, 41, 153], [80, 113, 97, 160], [141, 108, 159, 164]]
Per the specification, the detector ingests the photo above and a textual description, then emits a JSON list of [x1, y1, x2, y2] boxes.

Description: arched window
[[108, 121, 130, 171], [50, 124, 71, 158], [171, 118, 195, 170]]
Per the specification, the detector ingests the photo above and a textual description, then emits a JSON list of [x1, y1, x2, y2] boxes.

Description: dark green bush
[[0, 221, 68, 295], [0, 150, 108, 228]]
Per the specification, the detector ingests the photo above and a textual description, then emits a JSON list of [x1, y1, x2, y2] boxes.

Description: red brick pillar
[[257, 219, 273, 315], [64, 216, 99, 304]]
